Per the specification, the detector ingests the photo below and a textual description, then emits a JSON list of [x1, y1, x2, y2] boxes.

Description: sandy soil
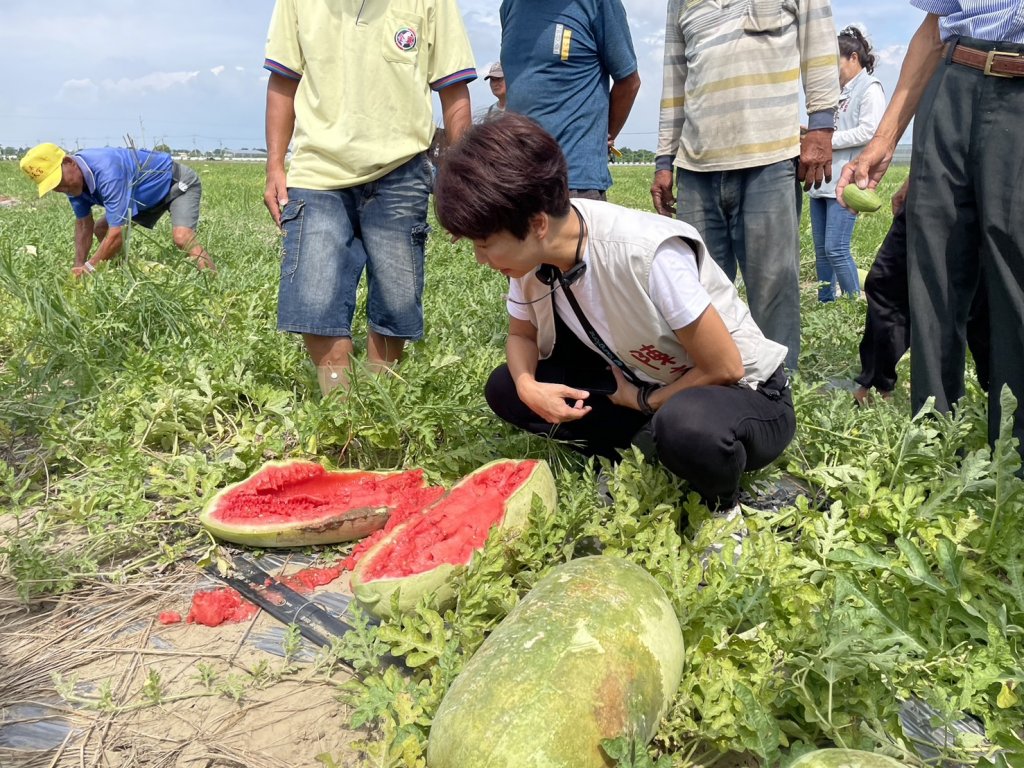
[[0, 565, 367, 768]]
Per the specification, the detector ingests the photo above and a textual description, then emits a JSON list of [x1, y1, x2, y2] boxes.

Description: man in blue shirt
[[20, 143, 215, 277], [499, 0, 640, 199], [837, 4, 1024, 461]]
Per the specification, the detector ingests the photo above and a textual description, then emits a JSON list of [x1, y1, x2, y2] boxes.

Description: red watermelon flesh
[[200, 460, 446, 547], [360, 459, 537, 580], [209, 461, 429, 525]]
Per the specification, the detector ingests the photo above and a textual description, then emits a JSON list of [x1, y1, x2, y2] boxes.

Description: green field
[[1, 162, 1022, 766]]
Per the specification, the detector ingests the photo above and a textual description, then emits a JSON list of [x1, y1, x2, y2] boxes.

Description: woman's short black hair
[[433, 112, 570, 241]]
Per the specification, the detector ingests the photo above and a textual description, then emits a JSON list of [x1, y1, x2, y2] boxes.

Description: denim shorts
[[277, 154, 432, 339]]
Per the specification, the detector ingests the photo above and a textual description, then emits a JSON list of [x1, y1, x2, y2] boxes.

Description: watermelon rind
[[199, 460, 420, 548], [350, 459, 556, 620], [789, 749, 908, 768], [426, 555, 685, 768]]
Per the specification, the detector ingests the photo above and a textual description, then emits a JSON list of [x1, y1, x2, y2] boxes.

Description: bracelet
[[636, 383, 659, 416], [84, 262, 96, 273]]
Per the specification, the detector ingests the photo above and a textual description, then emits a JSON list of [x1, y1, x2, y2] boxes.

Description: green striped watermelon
[[427, 556, 685, 768]]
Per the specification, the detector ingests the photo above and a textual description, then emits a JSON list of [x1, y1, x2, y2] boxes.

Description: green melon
[[350, 459, 555, 620], [426, 556, 685, 768], [199, 460, 443, 548], [789, 748, 908, 768], [842, 185, 883, 213]]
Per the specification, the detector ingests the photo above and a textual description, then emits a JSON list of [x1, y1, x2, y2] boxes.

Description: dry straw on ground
[[0, 565, 364, 768]]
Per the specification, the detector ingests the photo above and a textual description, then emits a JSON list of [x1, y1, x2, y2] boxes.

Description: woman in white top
[[433, 113, 796, 516], [808, 26, 885, 302]]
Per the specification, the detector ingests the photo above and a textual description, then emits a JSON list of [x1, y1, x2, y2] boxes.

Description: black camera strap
[[552, 208, 646, 388]]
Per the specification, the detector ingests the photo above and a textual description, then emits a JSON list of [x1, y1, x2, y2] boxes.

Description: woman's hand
[[517, 379, 593, 424], [607, 366, 642, 410]]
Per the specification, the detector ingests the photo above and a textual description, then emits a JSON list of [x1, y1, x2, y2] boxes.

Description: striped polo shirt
[[911, 0, 1024, 44], [656, 0, 840, 173]]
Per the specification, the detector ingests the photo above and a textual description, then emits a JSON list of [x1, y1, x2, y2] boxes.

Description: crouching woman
[[433, 114, 795, 512]]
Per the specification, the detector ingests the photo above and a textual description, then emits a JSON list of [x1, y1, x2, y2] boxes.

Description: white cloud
[[210, 65, 226, 76], [876, 44, 909, 69], [99, 70, 201, 94]]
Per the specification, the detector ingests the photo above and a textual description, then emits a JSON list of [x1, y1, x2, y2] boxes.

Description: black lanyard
[[552, 208, 645, 388]]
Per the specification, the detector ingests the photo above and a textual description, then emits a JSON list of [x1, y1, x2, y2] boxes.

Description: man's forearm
[[439, 83, 472, 145], [608, 71, 641, 142], [90, 229, 124, 265], [266, 73, 298, 171], [73, 219, 94, 267], [874, 14, 944, 149]]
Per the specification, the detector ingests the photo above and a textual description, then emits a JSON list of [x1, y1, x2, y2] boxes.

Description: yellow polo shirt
[[265, 0, 476, 189]]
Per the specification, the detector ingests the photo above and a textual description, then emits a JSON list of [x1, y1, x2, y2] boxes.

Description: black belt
[[948, 42, 1024, 78]]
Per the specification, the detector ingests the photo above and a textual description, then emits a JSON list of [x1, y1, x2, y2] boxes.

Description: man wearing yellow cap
[[20, 143, 215, 277]]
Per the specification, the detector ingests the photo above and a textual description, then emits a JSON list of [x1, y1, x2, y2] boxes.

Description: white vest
[[519, 200, 788, 387], [810, 69, 883, 199]]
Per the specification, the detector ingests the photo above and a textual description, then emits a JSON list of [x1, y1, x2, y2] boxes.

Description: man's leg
[[166, 165, 215, 271], [855, 205, 910, 395], [94, 216, 109, 243], [677, 169, 736, 281], [277, 188, 364, 396], [974, 50, 1024, 452], [304, 334, 356, 394], [172, 226, 215, 271], [907, 63, 980, 416], [736, 161, 802, 370], [359, 155, 433, 369]]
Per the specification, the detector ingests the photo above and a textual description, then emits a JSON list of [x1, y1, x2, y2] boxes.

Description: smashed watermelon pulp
[[350, 459, 556, 619], [361, 460, 536, 580], [200, 460, 445, 547]]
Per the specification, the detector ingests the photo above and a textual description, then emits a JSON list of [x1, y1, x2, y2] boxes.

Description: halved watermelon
[[350, 459, 556, 619], [199, 460, 444, 548]]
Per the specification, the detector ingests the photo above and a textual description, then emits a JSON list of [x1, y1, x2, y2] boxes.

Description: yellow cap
[[20, 143, 67, 197]]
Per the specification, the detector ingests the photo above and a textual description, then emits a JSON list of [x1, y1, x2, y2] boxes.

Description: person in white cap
[[484, 62, 507, 120], [19, 143, 215, 277]]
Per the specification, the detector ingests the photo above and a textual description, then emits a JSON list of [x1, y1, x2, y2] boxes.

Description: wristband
[[636, 383, 659, 416], [84, 262, 96, 273]]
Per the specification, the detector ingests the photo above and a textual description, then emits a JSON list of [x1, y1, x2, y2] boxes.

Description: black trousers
[[856, 205, 989, 393], [484, 323, 796, 508], [908, 37, 1023, 450]]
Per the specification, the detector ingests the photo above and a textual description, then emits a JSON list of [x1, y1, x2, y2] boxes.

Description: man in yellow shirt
[[263, 0, 475, 395]]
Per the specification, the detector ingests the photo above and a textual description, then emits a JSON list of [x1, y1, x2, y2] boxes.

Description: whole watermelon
[[789, 749, 907, 768], [426, 556, 685, 768]]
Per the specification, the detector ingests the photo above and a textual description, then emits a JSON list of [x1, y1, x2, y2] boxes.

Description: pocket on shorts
[[279, 198, 305, 280], [382, 12, 424, 64], [743, 0, 796, 33]]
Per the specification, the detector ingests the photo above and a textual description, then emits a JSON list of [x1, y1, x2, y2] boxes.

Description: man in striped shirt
[[837, 3, 1024, 462], [651, 0, 841, 371]]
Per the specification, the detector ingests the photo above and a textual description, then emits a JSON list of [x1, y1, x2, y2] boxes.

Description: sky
[[0, 1, 928, 154]]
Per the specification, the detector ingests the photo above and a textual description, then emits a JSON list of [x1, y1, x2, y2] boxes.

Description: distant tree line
[[610, 147, 656, 164]]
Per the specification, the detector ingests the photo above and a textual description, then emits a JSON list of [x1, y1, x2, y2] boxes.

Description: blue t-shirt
[[500, 0, 637, 192], [67, 148, 174, 226]]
